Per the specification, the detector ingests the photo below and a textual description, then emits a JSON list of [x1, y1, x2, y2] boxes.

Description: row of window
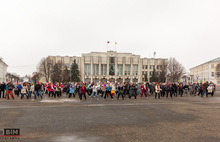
[[142, 65, 166, 70], [142, 71, 161, 76], [84, 64, 138, 76]]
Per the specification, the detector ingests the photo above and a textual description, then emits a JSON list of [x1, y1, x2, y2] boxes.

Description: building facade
[[0, 59, 8, 82], [46, 51, 168, 83], [190, 57, 220, 87]]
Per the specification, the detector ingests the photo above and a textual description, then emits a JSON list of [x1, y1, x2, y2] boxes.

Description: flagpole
[[115, 41, 116, 51]]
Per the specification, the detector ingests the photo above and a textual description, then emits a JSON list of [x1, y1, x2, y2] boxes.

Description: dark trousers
[[101, 91, 105, 97], [69, 93, 75, 98], [161, 91, 165, 97], [117, 92, 124, 100], [155, 93, 160, 99], [104, 91, 113, 99], [130, 91, 137, 99], [17, 89, 21, 97], [21, 93, 28, 99], [0, 90, 5, 98], [49, 91, 54, 97], [55, 91, 60, 98], [166, 90, 172, 98], [179, 90, 183, 97], [80, 93, 86, 100], [124, 90, 130, 98]]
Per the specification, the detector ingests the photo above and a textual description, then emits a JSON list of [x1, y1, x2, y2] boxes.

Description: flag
[[115, 42, 117, 44], [107, 41, 110, 44]]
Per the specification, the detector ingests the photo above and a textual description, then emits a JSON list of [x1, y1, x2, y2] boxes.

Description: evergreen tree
[[62, 65, 70, 83], [144, 74, 148, 82], [150, 67, 159, 82], [70, 59, 80, 82], [51, 62, 62, 83]]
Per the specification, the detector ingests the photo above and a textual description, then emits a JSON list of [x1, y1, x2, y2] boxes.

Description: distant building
[[190, 57, 220, 86], [0, 59, 8, 82], [43, 51, 168, 83]]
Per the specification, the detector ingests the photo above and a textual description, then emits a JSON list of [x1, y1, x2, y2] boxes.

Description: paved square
[[0, 92, 220, 142]]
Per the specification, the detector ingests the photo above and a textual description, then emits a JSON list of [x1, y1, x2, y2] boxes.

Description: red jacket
[[80, 86, 86, 94], [140, 85, 148, 92]]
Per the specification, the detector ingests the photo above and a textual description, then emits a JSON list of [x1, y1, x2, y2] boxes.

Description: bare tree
[[158, 60, 167, 83], [37, 57, 53, 82], [167, 57, 185, 82], [32, 72, 40, 84]]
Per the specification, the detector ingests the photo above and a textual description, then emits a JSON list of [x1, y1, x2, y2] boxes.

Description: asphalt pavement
[[0, 92, 220, 142]]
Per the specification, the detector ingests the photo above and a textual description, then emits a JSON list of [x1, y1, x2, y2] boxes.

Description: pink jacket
[[50, 84, 55, 92]]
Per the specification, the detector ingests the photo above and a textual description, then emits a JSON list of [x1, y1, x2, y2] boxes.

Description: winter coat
[[207, 86, 213, 93], [30, 85, 35, 92], [155, 85, 161, 93], [80, 86, 86, 94], [17, 84, 22, 90], [21, 86, 28, 94], [140, 85, 147, 92], [35, 84, 42, 91], [7, 84, 15, 90], [91, 85, 99, 92], [50, 84, 55, 92], [0, 83, 6, 90], [69, 86, 75, 93]]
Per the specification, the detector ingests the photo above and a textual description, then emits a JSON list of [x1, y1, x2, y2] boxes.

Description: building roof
[[190, 57, 220, 70], [0, 58, 8, 67]]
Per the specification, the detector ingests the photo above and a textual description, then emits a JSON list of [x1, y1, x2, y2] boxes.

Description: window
[[156, 65, 159, 69], [211, 64, 214, 68], [145, 71, 148, 75], [84, 64, 91, 75], [84, 64, 88, 75], [145, 65, 148, 69], [211, 72, 214, 77], [142, 65, 144, 69], [150, 71, 152, 75], [125, 65, 130, 75], [110, 57, 115, 64], [142, 71, 144, 75], [101, 64, 107, 75], [93, 64, 99, 75], [117, 65, 123, 75], [88, 64, 91, 75]]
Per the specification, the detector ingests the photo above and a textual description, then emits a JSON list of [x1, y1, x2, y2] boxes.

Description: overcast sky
[[0, 0, 220, 76]]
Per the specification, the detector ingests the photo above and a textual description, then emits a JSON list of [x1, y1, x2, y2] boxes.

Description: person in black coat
[[130, 83, 137, 99], [166, 82, 172, 98], [0, 82, 6, 98], [171, 83, 178, 97], [117, 83, 125, 100], [160, 83, 165, 97]]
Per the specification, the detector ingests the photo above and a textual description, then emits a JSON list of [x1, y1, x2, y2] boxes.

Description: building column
[[130, 58, 133, 82], [81, 57, 85, 82], [123, 57, 125, 82], [107, 56, 109, 76], [99, 57, 101, 81], [91, 57, 93, 83], [138, 58, 141, 83], [115, 57, 117, 79]]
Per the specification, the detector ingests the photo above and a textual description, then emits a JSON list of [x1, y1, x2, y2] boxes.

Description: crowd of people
[[0, 81, 217, 100]]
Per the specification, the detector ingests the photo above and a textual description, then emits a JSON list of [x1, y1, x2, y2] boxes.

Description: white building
[[0, 59, 8, 82], [45, 51, 168, 83], [190, 57, 220, 87]]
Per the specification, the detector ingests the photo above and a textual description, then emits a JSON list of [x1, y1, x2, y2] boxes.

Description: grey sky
[[0, 0, 220, 76]]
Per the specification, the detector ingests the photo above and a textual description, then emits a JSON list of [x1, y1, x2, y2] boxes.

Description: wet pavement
[[0, 92, 220, 142]]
